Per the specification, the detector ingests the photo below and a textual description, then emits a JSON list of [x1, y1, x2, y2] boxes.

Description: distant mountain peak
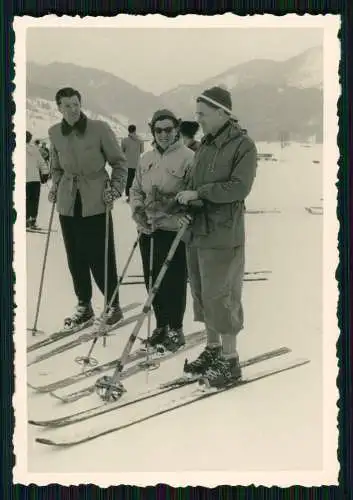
[[26, 46, 323, 141]]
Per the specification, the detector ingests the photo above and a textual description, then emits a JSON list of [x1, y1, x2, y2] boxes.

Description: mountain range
[[26, 46, 323, 142]]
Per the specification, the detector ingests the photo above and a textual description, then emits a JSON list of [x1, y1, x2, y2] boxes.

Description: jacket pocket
[[209, 203, 233, 228], [165, 162, 187, 192]]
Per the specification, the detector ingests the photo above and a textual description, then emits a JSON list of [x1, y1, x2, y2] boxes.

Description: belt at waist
[[63, 169, 107, 194]]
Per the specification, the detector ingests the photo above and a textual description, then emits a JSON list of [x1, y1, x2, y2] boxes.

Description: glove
[[40, 173, 50, 184], [133, 208, 153, 234], [48, 188, 57, 203], [103, 186, 120, 205], [176, 214, 193, 228]]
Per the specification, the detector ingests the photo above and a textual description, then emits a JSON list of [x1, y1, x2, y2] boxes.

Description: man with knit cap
[[176, 85, 257, 388]]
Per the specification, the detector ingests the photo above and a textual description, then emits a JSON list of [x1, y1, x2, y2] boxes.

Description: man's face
[[154, 119, 177, 150], [58, 95, 81, 125], [196, 101, 223, 135]]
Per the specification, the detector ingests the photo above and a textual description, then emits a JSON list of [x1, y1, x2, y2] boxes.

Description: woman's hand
[[176, 214, 193, 228], [133, 208, 153, 234], [175, 190, 198, 205]]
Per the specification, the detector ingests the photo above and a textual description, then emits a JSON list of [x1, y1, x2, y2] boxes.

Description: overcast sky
[[27, 27, 323, 95]]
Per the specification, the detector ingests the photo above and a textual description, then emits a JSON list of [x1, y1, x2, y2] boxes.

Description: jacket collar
[[61, 112, 88, 137], [153, 137, 183, 156], [202, 120, 242, 149]]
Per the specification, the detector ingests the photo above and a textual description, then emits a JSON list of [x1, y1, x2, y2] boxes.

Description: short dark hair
[[55, 87, 81, 106], [128, 124, 136, 133], [34, 139, 40, 145], [180, 121, 200, 139], [26, 131, 32, 143]]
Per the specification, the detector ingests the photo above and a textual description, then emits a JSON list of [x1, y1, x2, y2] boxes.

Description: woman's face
[[153, 119, 178, 150]]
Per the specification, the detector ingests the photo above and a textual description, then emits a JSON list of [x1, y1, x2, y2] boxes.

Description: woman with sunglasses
[[130, 109, 194, 353]]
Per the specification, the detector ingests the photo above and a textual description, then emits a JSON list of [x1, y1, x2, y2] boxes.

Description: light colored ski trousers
[[186, 245, 245, 345]]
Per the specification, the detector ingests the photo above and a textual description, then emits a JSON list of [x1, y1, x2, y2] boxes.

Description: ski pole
[[96, 217, 193, 402], [27, 201, 56, 336], [143, 187, 160, 375], [75, 232, 141, 369], [126, 270, 272, 278], [102, 206, 110, 348]]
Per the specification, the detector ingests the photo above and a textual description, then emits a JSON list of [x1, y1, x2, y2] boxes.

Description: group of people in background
[[26, 131, 50, 229], [27, 83, 258, 388]]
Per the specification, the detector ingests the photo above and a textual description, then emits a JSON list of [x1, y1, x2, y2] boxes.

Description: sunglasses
[[154, 127, 175, 134]]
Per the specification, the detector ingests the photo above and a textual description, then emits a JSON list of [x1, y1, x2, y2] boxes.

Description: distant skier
[[26, 130, 50, 229], [121, 125, 144, 202], [47, 87, 127, 329], [180, 120, 201, 152], [176, 86, 258, 388], [130, 109, 194, 352]]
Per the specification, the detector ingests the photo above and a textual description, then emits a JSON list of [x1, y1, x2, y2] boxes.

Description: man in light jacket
[[121, 124, 144, 201], [26, 130, 50, 229], [48, 87, 127, 330], [176, 86, 258, 388]]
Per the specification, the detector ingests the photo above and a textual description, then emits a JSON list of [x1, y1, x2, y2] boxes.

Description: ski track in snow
[[25, 141, 325, 473]]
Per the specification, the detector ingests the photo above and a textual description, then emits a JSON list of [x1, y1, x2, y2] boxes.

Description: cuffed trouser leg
[[187, 245, 245, 347]]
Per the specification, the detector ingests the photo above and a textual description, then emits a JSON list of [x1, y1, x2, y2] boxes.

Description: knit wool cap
[[197, 85, 232, 114], [150, 109, 180, 130]]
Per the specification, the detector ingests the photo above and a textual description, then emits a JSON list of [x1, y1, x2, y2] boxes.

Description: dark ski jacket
[[185, 120, 257, 248]]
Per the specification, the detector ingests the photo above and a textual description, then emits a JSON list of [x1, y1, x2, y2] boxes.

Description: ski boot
[[63, 301, 94, 330], [183, 345, 222, 377], [200, 354, 242, 389], [26, 217, 40, 230], [142, 326, 168, 351], [105, 302, 124, 327], [30, 218, 40, 230], [159, 327, 185, 353]]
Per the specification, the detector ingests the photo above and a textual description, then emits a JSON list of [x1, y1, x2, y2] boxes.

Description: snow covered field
[[21, 141, 338, 482]]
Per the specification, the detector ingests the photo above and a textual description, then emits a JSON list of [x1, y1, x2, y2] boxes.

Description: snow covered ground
[[21, 142, 338, 483]]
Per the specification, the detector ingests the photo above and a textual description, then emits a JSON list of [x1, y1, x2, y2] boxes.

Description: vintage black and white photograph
[[13, 14, 339, 486]]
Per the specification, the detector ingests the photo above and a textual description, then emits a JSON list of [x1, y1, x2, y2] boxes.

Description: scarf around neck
[[61, 112, 88, 136]]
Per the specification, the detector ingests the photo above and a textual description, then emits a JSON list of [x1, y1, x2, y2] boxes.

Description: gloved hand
[[133, 208, 153, 234], [176, 213, 193, 228], [103, 185, 120, 205], [48, 188, 57, 203]]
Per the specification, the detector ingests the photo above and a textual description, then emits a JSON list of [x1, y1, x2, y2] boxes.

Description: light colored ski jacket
[[121, 134, 144, 170], [26, 143, 49, 182], [130, 139, 194, 232], [48, 115, 127, 217]]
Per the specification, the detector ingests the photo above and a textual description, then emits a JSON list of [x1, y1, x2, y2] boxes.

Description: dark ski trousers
[[139, 230, 188, 330], [59, 191, 119, 306], [26, 181, 41, 220], [125, 168, 136, 198]]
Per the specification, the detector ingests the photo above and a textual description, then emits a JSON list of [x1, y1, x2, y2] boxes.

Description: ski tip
[[49, 391, 65, 402], [36, 438, 58, 446], [29, 419, 49, 427], [27, 383, 38, 390]]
